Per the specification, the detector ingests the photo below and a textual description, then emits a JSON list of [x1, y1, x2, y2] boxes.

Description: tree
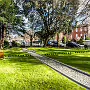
[[22, 1, 43, 46], [75, 0, 90, 25], [34, 0, 57, 46], [0, 0, 18, 49], [13, 0, 80, 47], [34, 0, 79, 46]]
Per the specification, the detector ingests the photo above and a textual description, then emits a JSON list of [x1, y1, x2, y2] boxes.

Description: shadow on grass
[[37, 49, 90, 54], [4, 51, 42, 65], [28, 48, 90, 73], [47, 54, 90, 73]]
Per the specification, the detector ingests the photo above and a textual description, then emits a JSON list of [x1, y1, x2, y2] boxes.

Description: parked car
[[32, 40, 43, 47], [47, 41, 58, 47], [83, 40, 90, 48], [59, 43, 66, 47], [21, 41, 26, 47], [66, 42, 80, 48]]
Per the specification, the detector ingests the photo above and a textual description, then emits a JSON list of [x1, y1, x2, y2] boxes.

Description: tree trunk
[[43, 38, 49, 47], [0, 40, 1, 49], [30, 35, 32, 47], [0, 40, 3, 49], [0, 23, 6, 49], [57, 33, 59, 47], [0, 22, 2, 49]]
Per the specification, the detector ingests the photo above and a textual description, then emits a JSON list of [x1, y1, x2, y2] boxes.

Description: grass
[[28, 47, 90, 74], [0, 48, 85, 90]]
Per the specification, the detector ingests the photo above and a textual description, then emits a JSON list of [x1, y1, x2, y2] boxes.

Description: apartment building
[[53, 24, 90, 42], [68, 24, 88, 41]]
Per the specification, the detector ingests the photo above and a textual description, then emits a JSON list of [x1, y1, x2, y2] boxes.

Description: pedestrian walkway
[[23, 49, 90, 89]]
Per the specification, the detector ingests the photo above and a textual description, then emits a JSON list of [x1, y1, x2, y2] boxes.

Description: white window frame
[[76, 28, 78, 32], [80, 34, 82, 37], [71, 35, 72, 39], [84, 27, 87, 31], [80, 27, 82, 32]]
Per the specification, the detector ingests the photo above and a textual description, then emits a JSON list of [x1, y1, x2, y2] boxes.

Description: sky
[[77, 0, 90, 24]]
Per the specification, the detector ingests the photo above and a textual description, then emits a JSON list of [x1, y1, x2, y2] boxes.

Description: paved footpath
[[24, 49, 90, 89]]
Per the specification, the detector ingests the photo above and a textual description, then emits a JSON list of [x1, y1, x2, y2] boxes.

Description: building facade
[[68, 24, 89, 41], [54, 24, 90, 42]]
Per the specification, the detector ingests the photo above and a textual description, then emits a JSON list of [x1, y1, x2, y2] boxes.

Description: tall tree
[[14, 0, 79, 47], [34, 0, 79, 46], [0, 0, 18, 49]]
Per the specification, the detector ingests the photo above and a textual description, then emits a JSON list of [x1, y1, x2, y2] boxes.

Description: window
[[76, 34, 78, 38], [71, 35, 72, 39], [80, 34, 82, 37], [84, 34, 87, 40], [76, 28, 78, 32], [84, 27, 87, 31], [80, 27, 82, 32]]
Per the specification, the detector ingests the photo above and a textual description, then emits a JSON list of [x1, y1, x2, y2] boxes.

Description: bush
[[12, 41, 17, 47], [4, 40, 9, 48], [85, 37, 90, 40], [67, 40, 71, 43], [12, 41, 21, 47], [77, 38, 83, 44]]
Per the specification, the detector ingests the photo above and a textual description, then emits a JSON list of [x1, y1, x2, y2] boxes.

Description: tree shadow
[[47, 54, 90, 74], [4, 51, 43, 65]]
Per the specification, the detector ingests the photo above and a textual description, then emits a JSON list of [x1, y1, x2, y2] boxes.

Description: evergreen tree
[[0, 0, 18, 49]]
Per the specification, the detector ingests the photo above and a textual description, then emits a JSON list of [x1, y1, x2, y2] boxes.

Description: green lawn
[[0, 48, 85, 90], [28, 47, 90, 74]]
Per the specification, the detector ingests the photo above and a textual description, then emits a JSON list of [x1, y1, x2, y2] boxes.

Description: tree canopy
[[15, 0, 80, 46], [1, 0, 90, 48], [0, 0, 18, 49], [0, 0, 18, 24], [32, 0, 79, 46]]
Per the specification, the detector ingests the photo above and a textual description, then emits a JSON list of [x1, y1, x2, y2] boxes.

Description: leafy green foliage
[[77, 38, 84, 44], [0, 0, 18, 49], [4, 40, 9, 48], [85, 37, 90, 40], [0, 0, 18, 24]]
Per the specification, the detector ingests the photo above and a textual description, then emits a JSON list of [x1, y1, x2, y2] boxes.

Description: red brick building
[[68, 24, 88, 41], [54, 24, 90, 42]]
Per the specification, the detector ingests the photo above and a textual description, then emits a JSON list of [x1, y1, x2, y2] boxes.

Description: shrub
[[12, 41, 21, 47], [12, 41, 17, 47], [77, 38, 83, 44], [4, 40, 9, 48], [85, 37, 90, 40]]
